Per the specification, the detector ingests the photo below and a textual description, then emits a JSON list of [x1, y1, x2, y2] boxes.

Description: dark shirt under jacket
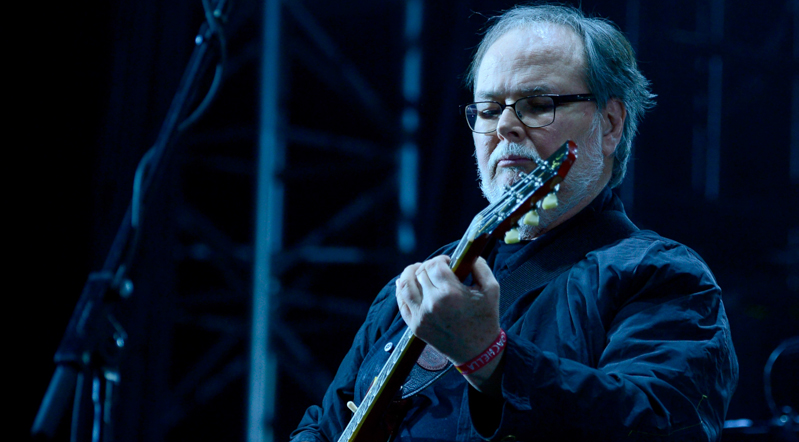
[[291, 187, 738, 441]]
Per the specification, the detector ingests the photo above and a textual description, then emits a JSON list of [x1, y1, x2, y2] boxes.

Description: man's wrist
[[455, 329, 507, 396], [455, 329, 507, 375], [462, 347, 505, 396]]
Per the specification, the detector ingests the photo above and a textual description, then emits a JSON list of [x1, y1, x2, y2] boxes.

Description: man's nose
[[496, 106, 526, 141]]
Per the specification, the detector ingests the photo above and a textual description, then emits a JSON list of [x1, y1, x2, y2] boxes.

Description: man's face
[[473, 24, 617, 233]]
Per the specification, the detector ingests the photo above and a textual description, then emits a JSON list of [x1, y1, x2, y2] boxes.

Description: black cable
[[178, 0, 229, 132], [764, 336, 799, 418], [117, 0, 231, 289]]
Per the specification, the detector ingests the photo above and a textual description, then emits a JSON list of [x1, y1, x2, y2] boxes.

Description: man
[[291, 4, 738, 441]]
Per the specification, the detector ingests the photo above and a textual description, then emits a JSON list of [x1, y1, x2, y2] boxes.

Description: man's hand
[[395, 255, 504, 393]]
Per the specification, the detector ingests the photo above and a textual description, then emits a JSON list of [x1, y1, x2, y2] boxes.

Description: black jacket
[[291, 188, 738, 441]]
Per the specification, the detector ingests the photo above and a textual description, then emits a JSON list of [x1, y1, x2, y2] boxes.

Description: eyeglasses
[[461, 94, 596, 134]]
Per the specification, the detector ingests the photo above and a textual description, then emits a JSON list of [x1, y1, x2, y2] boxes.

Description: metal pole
[[248, 0, 283, 441], [398, 0, 423, 254], [705, 0, 724, 200]]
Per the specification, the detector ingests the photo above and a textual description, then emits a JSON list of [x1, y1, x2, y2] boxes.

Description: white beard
[[478, 142, 542, 203], [477, 116, 606, 239]]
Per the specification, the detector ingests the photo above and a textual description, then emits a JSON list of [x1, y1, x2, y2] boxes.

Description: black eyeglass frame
[[461, 94, 597, 133]]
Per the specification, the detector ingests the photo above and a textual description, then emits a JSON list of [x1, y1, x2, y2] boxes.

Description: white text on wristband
[[455, 329, 507, 375]]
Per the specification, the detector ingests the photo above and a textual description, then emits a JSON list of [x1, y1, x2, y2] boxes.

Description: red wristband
[[454, 329, 507, 375]]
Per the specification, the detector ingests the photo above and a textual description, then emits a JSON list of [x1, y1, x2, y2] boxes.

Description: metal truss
[[650, 0, 797, 200], [97, 0, 422, 441], [250, 1, 424, 441]]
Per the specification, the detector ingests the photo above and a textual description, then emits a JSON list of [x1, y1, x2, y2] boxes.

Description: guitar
[[338, 140, 578, 442]]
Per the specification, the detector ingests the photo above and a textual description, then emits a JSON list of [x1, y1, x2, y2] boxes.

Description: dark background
[[18, 0, 797, 441]]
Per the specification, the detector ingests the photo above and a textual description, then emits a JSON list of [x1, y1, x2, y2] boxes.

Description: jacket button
[[384, 342, 393, 352]]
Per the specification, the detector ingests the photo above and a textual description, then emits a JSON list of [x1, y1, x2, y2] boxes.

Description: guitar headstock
[[450, 141, 577, 276]]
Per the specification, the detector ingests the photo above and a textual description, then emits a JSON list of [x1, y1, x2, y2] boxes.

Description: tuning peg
[[542, 192, 558, 210], [504, 228, 520, 244], [522, 209, 539, 226]]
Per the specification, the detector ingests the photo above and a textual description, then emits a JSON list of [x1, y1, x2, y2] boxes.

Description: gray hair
[[466, 4, 656, 188]]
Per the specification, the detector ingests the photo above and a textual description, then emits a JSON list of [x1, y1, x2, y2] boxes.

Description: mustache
[[487, 143, 542, 173]]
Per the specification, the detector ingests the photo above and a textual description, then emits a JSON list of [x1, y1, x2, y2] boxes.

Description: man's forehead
[[520, 22, 580, 44], [475, 85, 553, 101], [474, 23, 586, 98]]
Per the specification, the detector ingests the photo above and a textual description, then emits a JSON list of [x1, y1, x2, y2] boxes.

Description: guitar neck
[[337, 328, 422, 442], [339, 234, 478, 442]]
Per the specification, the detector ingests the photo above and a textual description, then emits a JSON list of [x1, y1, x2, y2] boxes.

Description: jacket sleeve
[[467, 237, 739, 441], [290, 279, 400, 442]]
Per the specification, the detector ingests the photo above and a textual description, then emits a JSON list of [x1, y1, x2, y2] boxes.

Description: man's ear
[[601, 98, 626, 157]]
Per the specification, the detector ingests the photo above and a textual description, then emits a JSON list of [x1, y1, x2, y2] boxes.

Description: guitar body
[[349, 335, 425, 442], [358, 388, 415, 442]]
